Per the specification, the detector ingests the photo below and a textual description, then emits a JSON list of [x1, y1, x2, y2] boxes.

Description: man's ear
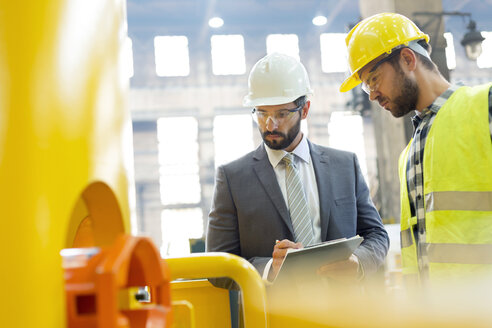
[[400, 48, 417, 71], [301, 100, 310, 119]]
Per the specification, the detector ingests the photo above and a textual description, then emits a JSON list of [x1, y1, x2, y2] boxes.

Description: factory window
[[328, 112, 367, 179], [123, 37, 134, 78], [266, 34, 300, 61], [444, 32, 456, 70], [157, 117, 200, 205], [320, 33, 348, 73], [213, 114, 255, 168], [160, 208, 203, 256], [154, 36, 190, 77], [211, 34, 246, 75], [301, 119, 309, 137], [477, 31, 492, 69]]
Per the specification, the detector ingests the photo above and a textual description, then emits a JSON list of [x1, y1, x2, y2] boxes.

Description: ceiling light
[[312, 15, 327, 26], [461, 20, 485, 61], [208, 17, 224, 28]]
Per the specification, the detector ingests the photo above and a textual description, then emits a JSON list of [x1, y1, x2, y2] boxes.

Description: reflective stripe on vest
[[401, 227, 413, 248], [402, 237, 492, 264], [426, 243, 492, 264], [426, 191, 492, 212]]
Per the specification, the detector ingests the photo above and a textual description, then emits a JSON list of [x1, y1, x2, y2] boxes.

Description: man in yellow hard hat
[[207, 53, 389, 287], [340, 12, 492, 286]]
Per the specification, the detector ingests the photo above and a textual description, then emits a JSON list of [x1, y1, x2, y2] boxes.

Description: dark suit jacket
[[206, 141, 389, 281]]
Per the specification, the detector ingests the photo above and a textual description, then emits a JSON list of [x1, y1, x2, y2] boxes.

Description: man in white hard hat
[[207, 53, 388, 286]]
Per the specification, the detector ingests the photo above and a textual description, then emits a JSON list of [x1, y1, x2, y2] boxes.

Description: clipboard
[[273, 235, 363, 284]]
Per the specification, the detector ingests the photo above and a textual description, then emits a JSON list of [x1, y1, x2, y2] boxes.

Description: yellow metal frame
[[171, 300, 196, 328], [166, 252, 268, 328], [171, 279, 230, 328]]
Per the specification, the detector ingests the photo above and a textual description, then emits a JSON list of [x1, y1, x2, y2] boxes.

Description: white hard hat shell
[[243, 53, 314, 107]]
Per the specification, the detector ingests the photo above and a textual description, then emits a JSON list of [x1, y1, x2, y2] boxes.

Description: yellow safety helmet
[[340, 12, 429, 92], [243, 52, 313, 107]]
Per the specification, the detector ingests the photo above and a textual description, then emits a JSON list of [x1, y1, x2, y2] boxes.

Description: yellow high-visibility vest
[[399, 83, 492, 285]]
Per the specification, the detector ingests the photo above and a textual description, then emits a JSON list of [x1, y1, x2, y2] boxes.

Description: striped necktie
[[282, 153, 314, 246]]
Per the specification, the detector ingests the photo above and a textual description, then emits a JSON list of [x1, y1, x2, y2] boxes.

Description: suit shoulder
[[311, 143, 356, 160], [218, 149, 257, 172]]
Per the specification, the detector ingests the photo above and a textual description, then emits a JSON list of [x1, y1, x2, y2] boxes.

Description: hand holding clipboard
[[274, 235, 363, 284]]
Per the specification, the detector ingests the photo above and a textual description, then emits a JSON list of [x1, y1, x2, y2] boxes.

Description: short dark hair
[[294, 96, 307, 107]]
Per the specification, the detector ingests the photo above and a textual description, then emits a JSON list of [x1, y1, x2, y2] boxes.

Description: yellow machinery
[[0, 0, 133, 327], [167, 253, 268, 328], [0, 1, 267, 327]]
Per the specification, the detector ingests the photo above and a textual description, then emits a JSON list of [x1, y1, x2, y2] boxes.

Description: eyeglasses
[[361, 49, 402, 94], [251, 103, 304, 124]]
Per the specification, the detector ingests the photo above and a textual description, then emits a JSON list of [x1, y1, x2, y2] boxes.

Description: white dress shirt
[[262, 134, 321, 281]]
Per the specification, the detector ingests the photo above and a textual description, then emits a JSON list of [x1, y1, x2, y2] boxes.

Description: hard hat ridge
[[243, 52, 314, 107]]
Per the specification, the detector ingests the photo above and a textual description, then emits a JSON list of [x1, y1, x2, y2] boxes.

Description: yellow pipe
[[166, 252, 268, 328]]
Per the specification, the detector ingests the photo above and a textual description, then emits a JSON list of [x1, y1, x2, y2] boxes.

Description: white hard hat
[[243, 53, 314, 107]]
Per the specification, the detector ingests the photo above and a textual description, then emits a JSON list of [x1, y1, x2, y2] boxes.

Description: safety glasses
[[251, 102, 304, 124], [360, 49, 403, 94]]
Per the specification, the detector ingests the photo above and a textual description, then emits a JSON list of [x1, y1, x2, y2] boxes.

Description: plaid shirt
[[406, 85, 492, 276]]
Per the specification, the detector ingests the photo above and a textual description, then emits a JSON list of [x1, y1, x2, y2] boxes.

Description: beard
[[261, 115, 301, 150], [388, 65, 419, 118]]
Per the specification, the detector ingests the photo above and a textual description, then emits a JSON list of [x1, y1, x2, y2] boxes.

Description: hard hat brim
[[339, 74, 361, 93], [243, 91, 313, 107]]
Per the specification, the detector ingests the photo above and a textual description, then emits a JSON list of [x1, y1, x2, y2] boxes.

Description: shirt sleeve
[[262, 258, 274, 285]]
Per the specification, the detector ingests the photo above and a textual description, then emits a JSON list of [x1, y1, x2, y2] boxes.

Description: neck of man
[[415, 70, 451, 112]]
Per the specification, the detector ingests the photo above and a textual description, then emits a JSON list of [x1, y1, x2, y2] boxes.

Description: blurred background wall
[[125, 0, 492, 257]]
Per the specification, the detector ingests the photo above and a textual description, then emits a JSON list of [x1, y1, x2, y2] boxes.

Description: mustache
[[377, 96, 388, 105], [263, 131, 285, 138]]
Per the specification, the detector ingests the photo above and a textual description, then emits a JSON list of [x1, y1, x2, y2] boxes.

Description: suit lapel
[[309, 141, 332, 241], [252, 145, 294, 236]]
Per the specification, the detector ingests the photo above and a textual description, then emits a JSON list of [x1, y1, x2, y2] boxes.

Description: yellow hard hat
[[340, 12, 429, 92], [243, 53, 313, 107]]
